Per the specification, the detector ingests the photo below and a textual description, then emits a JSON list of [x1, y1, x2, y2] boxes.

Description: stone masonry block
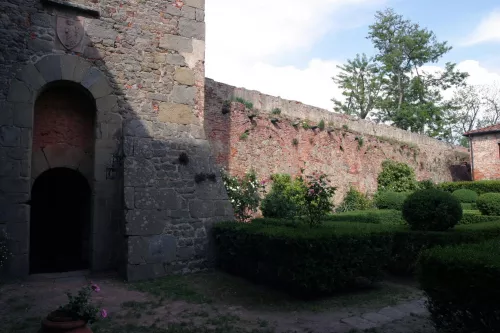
[[184, 0, 204, 9], [16, 64, 46, 91], [7, 81, 32, 103], [0, 126, 21, 147], [125, 210, 165, 236], [148, 234, 177, 263], [195, 9, 204, 22], [73, 57, 92, 83], [178, 18, 205, 40], [81, 67, 105, 90], [35, 56, 62, 83], [124, 158, 156, 187], [174, 68, 195, 86], [159, 34, 193, 53], [134, 188, 180, 210], [158, 103, 197, 125], [170, 85, 196, 106], [124, 187, 134, 209], [189, 200, 214, 218], [181, 6, 196, 20], [60, 55, 79, 81], [12, 103, 33, 128]]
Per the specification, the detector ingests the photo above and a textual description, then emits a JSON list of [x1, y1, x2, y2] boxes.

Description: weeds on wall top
[[233, 97, 253, 110]]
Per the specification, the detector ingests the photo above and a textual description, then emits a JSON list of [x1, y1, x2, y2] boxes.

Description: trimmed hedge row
[[460, 210, 500, 225], [477, 193, 500, 216], [326, 209, 404, 225], [213, 222, 393, 297], [439, 180, 500, 194], [418, 239, 500, 333]]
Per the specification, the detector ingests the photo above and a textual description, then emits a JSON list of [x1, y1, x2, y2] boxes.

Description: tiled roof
[[463, 123, 500, 136]]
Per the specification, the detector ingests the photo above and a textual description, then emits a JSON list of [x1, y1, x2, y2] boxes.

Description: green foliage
[[302, 121, 310, 129], [300, 172, 337, 227], [418, 179, 436, 190], [271, 108, 281, 115], [402, 189, 463, 231], [461, 202, 476, 210], [336, 187, 372, 212], [59, 284, 104, 324], [460, 210, 500, 225], [342, 124, 349, 130], [239, 132, 249, 140], [318, 119, 325, 130], [452, 189, 479, 203], [213, 221, 393, 297], [292, 138, 299, 146], [476, 193, 500, 216], [261, 174, 306, 220], [221, 169, 265, 222], [388, 222, 500, 275], [234, 97, 253, 110], [367, 8, 468, 139], [374, 191, 409, 210], [356, 136, 364, 148], [0, 230, 11, 269], [418, 239, 500, 333], [439, 180, 500, 194], [333, 54, 383, 119], [327, 209, 404, 225], [377, 160, 419, 192]]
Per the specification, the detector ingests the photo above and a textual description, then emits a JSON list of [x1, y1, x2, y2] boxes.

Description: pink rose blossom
[[91, 283, 101, 292], [101, 309, 108, 318]]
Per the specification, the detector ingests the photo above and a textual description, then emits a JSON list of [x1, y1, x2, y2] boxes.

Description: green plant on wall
[[342, 124, 349, 130], [292, 138, 299, 146], [302, 120, 311, 130], [377, 159, 419, 192], [318, 119, 325, 130], [272, 108, 281, 115], [240, 132, 249, 140], [233, 97, 253, 110], [356, 136, 364, 149]]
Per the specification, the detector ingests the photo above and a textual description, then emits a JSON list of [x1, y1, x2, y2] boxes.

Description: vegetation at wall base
[[452, 189, 478, 203], [402, 189, 462, 231], [213, 221, 393, 298], [418, 239, 500, 333], [374, 191, 409, 210], [377, 160, 419, 193], [336, 187, 373, 212], [476, 193, 500, 216], [439, 180, 500, 194], [327, 209, 405, 225]]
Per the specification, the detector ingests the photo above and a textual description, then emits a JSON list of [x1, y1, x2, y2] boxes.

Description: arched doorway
[[30, 81, 96, 274], [30, 168, 91, 273]]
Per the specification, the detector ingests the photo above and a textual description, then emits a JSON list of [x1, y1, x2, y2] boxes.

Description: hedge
[[439, 180, 500, 194], [418, 239, 500, 333], [476, 193, 500, 216], [374, 191, 409, 210], [213, 222, 393, 297], [452, 189, 478, 203], [326, 209, 404, 225], [388, 222, 500, 275], [460, 210, 500, 225]]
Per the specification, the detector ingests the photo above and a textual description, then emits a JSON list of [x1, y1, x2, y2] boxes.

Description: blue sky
[[206, 0, 500, 109]]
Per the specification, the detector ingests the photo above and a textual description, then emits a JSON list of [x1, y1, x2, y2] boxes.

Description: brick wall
[[471, 133, 500, 180], [205, 79, 470, 203]]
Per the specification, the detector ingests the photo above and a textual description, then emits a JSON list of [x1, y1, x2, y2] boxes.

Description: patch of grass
[[233, 97, 253, 110], [302, 121, 311, 129], [342, 124, 349, 130], [130, 275, 212, 304], [240, 132, 249, 140], [271, 108, 281, 115], [292, 138, 299, 146]]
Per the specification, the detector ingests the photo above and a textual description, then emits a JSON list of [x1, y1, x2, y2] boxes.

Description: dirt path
[[0, 271, 436, 333]]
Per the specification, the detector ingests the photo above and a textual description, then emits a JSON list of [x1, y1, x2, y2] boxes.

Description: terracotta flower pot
[[39, 311, 93, 333]]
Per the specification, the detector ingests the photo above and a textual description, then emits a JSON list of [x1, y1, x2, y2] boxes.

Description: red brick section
[[204, 100, 469, 203], [33, 86, 95, 153], [469, 133, 500, 180]]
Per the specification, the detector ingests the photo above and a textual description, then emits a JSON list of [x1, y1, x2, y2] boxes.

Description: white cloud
[[461, 9, 500, 46], [205, 0, 384, 110]]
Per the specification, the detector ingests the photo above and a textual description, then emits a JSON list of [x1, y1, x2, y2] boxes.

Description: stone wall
[[205, 79, 470, 203], [0, 0, 232, 281], [470, 133, 500, 180]]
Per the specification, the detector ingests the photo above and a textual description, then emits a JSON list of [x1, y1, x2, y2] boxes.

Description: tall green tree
[[332, 54, 384, 119], [333, 8, 468, 138]]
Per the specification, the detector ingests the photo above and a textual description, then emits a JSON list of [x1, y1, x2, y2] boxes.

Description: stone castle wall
[[204, 79, 470, 202], [470, 133, 500, 180], [0, 0, 232, 280]]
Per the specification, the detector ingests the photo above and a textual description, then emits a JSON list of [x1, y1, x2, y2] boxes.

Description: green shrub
[[418, 239, 500, 333], [460, 210, 500, 225], [377, 160, 419, 192], [461, 202, 476, 210], [389, 222, 500, 275], [261, 174, 306, 219], [476, 193, 500, 216], [374, 191, 409, 210], [327, 209, 404, 225], [213, 221, 393, 297], [439, 180, 500, 194], [452, 189, 478, 203], [402, 189, 462, 231], [336, 187, 372, 212], [418, 179, 436, 190]]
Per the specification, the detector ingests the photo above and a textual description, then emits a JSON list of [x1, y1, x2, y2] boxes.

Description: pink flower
[[101, 309, 108, 318], [91, 283, 100, 292], [308, 189, 315, 195]]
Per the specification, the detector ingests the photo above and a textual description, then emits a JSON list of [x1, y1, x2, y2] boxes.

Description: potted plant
[[39, 283, 107, 333]]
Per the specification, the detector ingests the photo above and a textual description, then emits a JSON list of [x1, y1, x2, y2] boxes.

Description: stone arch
[[6, 54, 121, 275]]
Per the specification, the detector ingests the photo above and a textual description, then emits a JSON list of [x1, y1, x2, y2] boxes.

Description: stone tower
[[0, 0, 233, 280]]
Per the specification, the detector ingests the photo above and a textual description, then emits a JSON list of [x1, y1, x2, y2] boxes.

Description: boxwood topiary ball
[[452, 189, 479, 203], [476, 193, 500, 216], [403, 189, 463, 231]]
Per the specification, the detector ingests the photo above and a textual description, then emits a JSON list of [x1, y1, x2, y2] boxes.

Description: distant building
[[463, 124, 500, 180]]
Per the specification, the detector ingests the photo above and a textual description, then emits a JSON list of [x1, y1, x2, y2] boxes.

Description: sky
[[205, 0, 500, 110]]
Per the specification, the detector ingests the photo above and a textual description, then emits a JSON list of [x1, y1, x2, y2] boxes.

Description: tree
[[332, 54, 384, 119], [333, 8, 468, 138], [479, 82, 500, 126]]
